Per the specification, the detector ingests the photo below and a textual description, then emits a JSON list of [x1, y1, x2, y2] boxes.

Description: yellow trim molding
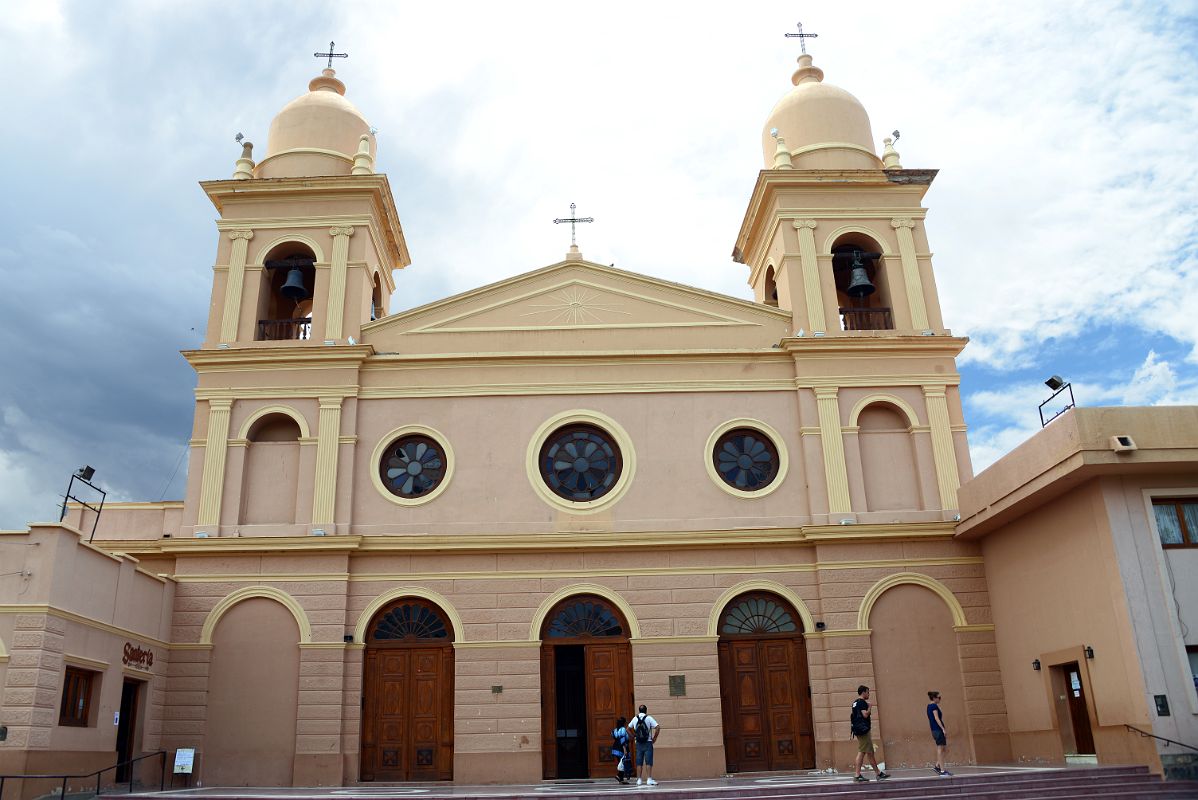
[[237, 404, 312, 440], [847, 394, 921, 428], [200, 586, 313, 645], [857, 572, 967, 630], [64, 654, 110, 671], [703, 418, 790, 499], [706, 580, 817, 637], [352, 586, 465, 644], [254, 232, 327, 265], [0, 604, 169, 648], [369, 424, 456, 507], [529, 583, 642, 641], [525, 409, 636, 515]]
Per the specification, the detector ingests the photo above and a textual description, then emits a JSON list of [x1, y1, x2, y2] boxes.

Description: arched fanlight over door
[[720, 593, 799, 636]]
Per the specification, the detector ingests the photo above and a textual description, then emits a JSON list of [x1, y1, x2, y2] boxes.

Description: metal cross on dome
[[553, 202, 594, 247], [314, 41, 348, 69], [784, 22, 818, 54]]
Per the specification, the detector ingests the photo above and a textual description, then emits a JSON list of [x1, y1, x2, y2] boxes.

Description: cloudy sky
[[1, 1, 1195, 528]]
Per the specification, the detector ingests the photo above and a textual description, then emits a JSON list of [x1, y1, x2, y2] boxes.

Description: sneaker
[[636, 778, 643, 786], [854, 775, 869, 782], [933, 767, 944, 776], [877, 772, 891, 780], [939, 770, 953, 777], [647, 778, 658, 786]]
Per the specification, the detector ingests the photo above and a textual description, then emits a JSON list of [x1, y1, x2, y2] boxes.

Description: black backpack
[[634, 714, 651, 743], [850, 700, 869, 736]]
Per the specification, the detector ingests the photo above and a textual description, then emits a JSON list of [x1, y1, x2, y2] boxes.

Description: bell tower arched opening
[[717, 591, 815, 772], [360, 597, 455, 782], [540, 594, 634, 780], [763, 265, 779, 307], [831, 238, 893, 331], [258, 243, 316, 341]]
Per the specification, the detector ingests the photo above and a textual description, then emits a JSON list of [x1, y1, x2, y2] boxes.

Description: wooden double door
[[718, 636, 815, 772], [360, 598, 455, 781]]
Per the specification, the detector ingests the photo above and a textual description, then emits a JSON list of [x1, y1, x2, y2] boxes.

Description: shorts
[[855, 733, 873, 754], [932, 730, 947, 747], [636, 740, 654, 766]]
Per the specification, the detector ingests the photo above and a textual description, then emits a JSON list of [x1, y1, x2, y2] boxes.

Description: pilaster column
[[219, 230, 254, 342], [891, 218, 929, 330], [794, 219, 826, 333], [814, 387, 852, 514], [923, 384, 961, 510], [324, 226, 355, 341], [196, 398, 233, 528], [311, 396, 344, 526]]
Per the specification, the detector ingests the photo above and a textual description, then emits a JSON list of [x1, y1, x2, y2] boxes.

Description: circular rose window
[[378, 434, 447, 499], [539, 424, 622, 502], [712, 428, 779, 491]]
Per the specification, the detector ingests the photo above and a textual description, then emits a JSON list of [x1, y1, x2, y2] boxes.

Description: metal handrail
[[0, 750, 165, 800], [1125, 723, 1198, 754]]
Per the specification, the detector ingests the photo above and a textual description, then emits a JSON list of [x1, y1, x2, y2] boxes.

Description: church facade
[[4, 52, 1012, 787]]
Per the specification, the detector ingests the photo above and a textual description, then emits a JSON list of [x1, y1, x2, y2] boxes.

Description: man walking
[[850, 686, 890, 782], [629, 704, 660, 787]]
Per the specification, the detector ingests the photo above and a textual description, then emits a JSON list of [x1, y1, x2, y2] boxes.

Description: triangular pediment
[[362, 260, 791, 355]]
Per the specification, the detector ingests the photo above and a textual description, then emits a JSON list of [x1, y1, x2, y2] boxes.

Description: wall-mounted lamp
[[1084, 646, 1094, 660], [343, 634, 354, 643], [1032, 659, 1041, 671], [814, 621, 826, 630], [1039, 375, 1075, 427]]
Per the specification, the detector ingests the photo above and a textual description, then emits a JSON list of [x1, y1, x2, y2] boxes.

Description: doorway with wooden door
[[1055, 661, 1096, 755], [717, 592, 815, 772], [115, 678, 143, 782], [540, 595, 634, 779], [360, 597, 455, 781]]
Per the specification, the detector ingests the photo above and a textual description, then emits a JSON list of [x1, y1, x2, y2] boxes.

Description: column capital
[[890, 218, 916, 230], [793, 219, 818, 230], [226, 229, 254, 241], [921, 384, 948, 397], [317, 396, 345, 409], [328, 226, 355, 238], [813, 386, 840, 399], [207, 397, 234, 410]]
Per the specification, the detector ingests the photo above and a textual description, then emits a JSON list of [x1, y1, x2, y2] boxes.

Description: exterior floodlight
[[1038, 376, 1075, 427], [77, 465, 95, 481]]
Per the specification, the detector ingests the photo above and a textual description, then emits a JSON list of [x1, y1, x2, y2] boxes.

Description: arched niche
[[857, 572, 968, 631], [239, 412, 303, 525], [855, 400, 923, 512], [199, 585, 313, 645]]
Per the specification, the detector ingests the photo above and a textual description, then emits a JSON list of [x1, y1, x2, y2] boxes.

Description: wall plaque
[[668, 674, 686, 696]]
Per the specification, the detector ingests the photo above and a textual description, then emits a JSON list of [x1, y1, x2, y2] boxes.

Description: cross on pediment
[[553, 202, 594, 247]]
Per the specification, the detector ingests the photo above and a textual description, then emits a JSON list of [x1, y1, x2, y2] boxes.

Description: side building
[[956, 406, 1198, 780], [2, 53, 1005, 786]]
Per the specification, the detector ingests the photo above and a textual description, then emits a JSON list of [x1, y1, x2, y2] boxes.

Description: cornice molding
[[184, 344, 374, 372]]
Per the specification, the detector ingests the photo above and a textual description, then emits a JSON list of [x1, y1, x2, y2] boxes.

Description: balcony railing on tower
[[839, 306, 893, 331], [257, 318, 312, 341]]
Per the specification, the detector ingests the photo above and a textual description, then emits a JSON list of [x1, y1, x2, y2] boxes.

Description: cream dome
[[761, 55, 880, 171], [257, 69, 376, 179]]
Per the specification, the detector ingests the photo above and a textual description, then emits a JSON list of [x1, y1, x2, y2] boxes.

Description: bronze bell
[[845, 251, 876, 298], [280, 267, 309, 301]]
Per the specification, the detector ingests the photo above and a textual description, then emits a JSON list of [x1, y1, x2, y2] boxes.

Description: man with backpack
[[850, 686, 890, 783], [628, 704, 661, 786]]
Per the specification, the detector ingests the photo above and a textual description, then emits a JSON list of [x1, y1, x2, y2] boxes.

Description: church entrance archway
[[717, 592, 815, 772], [540, 594, 634, 780], [360, 597, 455, 781]]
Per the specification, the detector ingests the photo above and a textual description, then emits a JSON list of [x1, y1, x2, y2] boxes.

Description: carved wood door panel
[[584, 642, 631, 779], [361, 646, 453, 781], [719, 638, 815, 772]]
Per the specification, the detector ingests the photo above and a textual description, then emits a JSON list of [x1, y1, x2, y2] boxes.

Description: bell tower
[[200, 66, 410, 349], [733, 49, 970, 517]]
